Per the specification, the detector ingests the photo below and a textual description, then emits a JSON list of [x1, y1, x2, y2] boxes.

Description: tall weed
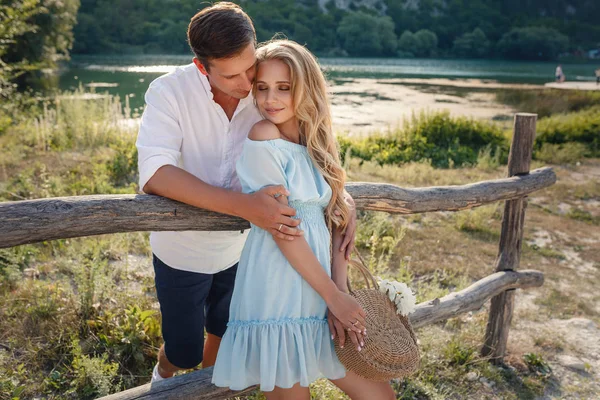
[[31, 86, 135, 152]]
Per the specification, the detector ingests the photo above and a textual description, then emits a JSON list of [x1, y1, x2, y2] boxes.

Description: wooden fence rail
[[0, 167, 555, 248], [0, 113, 553, 400]]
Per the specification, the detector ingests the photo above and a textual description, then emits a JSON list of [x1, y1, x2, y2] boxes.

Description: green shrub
[[476, 144, 502, 171], [535, 106, 600, 157], [534, 142, 589, 164], [67, 339, 121, 398], [338, 111, 508, 169], [523, 353, 551, 376], [108, 139, 139, 187], [354, 211, 405, 276], [443, 339, 476, 366]]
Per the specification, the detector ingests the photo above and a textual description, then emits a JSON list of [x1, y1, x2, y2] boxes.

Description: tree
[[496, 27, 569, 60], [3, 0, 79, 87], [398, 31, 418, 57], [69, 0, 600, 58], [414, 29, 438, 57], [337, 12, 397, 57], [377, 16, 398, 55], [452, 28, 490, 58], [0, 0, 45, 96]]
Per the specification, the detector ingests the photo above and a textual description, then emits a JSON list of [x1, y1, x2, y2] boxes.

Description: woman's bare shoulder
[[248, 120, 281, 141]]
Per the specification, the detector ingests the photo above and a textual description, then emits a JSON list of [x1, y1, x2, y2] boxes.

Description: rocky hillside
[[318, 0, 387, 13]]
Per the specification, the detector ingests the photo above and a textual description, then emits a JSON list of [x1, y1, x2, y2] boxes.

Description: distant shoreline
[[544, 81, 600, 91]]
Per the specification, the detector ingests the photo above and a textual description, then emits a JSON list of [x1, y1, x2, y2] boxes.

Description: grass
[[2, 88, 600, 398], [453, 204, 502, 242], [496, 88, 600, 118], [534, 289, 599, 319]]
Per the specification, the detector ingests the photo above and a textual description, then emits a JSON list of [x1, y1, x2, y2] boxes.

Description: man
[[555, 65, 564, 83], [136, 2, 357, 382]]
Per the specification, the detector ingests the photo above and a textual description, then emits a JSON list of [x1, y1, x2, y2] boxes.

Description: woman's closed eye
[[256, 85, 290, 91]]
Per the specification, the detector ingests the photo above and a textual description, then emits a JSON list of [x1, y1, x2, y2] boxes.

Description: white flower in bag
[[376, 277, 416, 316]]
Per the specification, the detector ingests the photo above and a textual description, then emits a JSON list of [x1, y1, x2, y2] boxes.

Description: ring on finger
[[351, 320, 358, 326], [278, 224, 283, 231]]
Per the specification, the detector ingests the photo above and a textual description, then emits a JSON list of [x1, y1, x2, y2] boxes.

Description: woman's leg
[[263, 383, 310, 400], [331, 370, 395, 400]]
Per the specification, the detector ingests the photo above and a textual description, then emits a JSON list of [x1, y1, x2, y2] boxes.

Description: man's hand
[[336, 192, 357, 260], [242, 185, 303, 241]]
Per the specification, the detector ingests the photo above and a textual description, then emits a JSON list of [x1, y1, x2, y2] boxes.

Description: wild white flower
[[376, 277, 417, 316]]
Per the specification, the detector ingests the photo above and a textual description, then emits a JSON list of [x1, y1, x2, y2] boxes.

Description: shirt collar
[[197, 68, 214, 100]]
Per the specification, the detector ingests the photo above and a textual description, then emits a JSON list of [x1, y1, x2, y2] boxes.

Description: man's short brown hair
[[187, 2, 256, 69]]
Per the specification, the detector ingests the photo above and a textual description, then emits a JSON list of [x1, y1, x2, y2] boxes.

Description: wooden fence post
[[481, 113, 537, 363]]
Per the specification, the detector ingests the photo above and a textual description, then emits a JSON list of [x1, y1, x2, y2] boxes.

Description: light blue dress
[[212, 138, 346, 391]]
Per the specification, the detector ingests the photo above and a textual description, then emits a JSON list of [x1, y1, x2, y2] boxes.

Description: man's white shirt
[[136, 63, 262, 274]]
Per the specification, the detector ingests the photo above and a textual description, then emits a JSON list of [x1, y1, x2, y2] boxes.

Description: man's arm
[[337, 189, 357, 259], [331, 225, 349, 292], [144, 166, 302, 240]]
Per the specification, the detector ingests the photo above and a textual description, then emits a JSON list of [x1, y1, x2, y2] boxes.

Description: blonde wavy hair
[[254, 39, 350, 230]]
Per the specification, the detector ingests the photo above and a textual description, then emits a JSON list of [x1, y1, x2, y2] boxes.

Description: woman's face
[[255, 59, 295, 126]]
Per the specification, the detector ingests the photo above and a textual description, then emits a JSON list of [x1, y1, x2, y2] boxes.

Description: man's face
[[194, 43, 256, 99]]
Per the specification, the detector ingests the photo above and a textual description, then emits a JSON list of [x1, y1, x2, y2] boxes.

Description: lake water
[[59, 56, 599, 132]]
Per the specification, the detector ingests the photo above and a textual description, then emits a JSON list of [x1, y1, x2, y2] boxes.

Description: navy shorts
[[153, 254, 238, 369]]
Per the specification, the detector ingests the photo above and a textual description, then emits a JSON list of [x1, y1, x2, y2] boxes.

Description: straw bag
[[333, 252, 420, 381]]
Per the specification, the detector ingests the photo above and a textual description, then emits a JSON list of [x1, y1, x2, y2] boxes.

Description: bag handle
[[328, 220, 379, 294], [346, 251, 379, 294]]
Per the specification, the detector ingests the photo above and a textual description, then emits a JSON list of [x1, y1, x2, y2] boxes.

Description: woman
[[212, 40, 395, 399]]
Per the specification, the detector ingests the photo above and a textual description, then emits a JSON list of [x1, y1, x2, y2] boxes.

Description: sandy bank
[[544, 81, 600, 91], [330, 78, 516, 134]]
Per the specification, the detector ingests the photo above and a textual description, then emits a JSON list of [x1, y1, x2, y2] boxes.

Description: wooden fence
[[0, 114, 554, 399]]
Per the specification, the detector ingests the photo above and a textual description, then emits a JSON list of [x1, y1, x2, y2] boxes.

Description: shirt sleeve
[[136, 81, 182, 193], [236, 140, 288, 194]]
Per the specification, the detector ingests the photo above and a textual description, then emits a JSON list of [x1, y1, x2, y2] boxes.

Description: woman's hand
[[326, 290, 367, 335], [328, 312, 365, 352]]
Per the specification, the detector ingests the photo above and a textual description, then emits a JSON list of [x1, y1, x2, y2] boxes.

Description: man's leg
[[153, 254, 212, 378], [157, 344, 178, 378], [203, 263, 238, 368], [201, 333, 222, 368]]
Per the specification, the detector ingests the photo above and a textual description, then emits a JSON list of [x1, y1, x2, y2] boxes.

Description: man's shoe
[[151, 364, 165, 383]]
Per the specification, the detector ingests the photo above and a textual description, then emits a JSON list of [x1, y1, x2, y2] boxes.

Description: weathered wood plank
[[0, 167, 555, 248], [98, 367, 255, 400], [482, 113, 537, 362], [97, 269, 543, 400], [410, 270, 543, 329]]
